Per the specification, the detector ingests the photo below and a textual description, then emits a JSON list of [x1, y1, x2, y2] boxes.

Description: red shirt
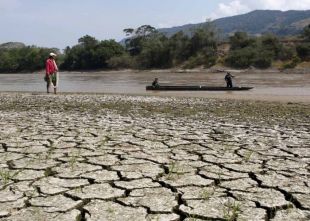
[[45, 58, 57, 75]]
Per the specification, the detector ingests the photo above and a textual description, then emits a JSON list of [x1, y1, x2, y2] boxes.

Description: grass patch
[[223, 200, 241, 221], [0, 169, 20, 185], [44, 168, 56, 177]]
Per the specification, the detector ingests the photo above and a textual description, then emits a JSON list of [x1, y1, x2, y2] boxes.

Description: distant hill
[[159, 10, 310, 37], [0, 42, 26, 49]]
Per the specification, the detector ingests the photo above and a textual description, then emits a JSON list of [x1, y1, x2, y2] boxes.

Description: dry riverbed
[[0, 92, 309, 221]]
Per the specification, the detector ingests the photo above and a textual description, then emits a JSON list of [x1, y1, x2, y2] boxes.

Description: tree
[[96, 40, 125, 67], [260, 34, 281, 58], [225, 47, 257, 68], [135, 25, 157, 36], [296, 43, 310, 61], [226, 33, 284, 69], [189, 22, 218, 54], [186, 26, 218, 68], [123, 28, 134, 36], [301, 24, 310, 41], [78, 35, 98, 48], [253, 50, 273, 69], [137, 33, 171, 68], [229, 32, 256, 50], [122, 23, 219, 69], [296, 25, 310, 61], [107, 54, 134, 69], [61, 36, 125, 70], [278, 46, 295, 61], [123, 25, 157, 56], [0, 46, 55, 73], [168, 31, 191, 65]]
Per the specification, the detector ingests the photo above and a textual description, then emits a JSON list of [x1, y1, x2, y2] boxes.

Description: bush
[[296, 43, 310, 61], [282, 56, 301, 69], [254, 56, 272, 69], [136, 36, 171, 69], [182, 51, 217, 69], [107, 54, 134, 69], [260, 34, 281, 59], [278, 46, 296, 61], [253, 50, 273, 69], [225, 47, 257, 68], [61, 37, 125, 70], [183, 54, 204, 69], [0, 47, 56, 73], [229, 32, 256, 50]]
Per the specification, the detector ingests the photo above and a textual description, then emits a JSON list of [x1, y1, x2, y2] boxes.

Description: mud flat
[[0, 92, 309, 221]]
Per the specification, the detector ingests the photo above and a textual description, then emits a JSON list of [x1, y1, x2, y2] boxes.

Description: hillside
[[159, 10, 310, 37], [0, 42, 26, 49]]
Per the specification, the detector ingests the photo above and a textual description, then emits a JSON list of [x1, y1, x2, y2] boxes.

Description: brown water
[[0, 70, 310, 102]]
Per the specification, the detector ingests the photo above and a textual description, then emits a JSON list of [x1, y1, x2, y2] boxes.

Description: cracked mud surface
[[0, 92, 309, 221]]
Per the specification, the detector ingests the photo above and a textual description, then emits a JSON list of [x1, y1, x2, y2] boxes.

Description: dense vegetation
[[226, 33, 287, 68], [0, 46, 59, 73], [225, 25, 309, 69], [0, 24, 309, 73], [110, 24, 218, 69], [60, 36, 125, 70]]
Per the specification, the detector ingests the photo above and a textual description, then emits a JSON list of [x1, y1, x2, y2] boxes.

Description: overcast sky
[[0, 0, 309, 49]]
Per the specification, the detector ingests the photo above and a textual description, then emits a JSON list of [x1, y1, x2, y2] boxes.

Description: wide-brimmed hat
[[49, 52, 57, 57]]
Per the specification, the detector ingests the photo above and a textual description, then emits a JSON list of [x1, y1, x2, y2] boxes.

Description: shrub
[[183, 54, 204, 69], [296, 43, 310, 61], [254, 56, 272, 69], [225, 47, 257, 68], [278, 46, 296, 61], [253, 50, 273, 69], [282, 56, 301, 69], [107, 54, 134, 69], [183, 51, 217, 69]]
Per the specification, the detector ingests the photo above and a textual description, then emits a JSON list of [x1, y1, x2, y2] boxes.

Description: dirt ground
[[0, 92, 309, 221]]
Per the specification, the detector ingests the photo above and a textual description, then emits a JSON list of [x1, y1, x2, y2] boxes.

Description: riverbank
[[1, 63, 310, 75], [0, 92, 309, 220], [1, 89, 310, 104]]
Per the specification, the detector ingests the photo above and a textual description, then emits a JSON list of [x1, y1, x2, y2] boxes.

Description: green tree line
[[0, 46, 59, 73], [225, 25, 310, 69], [0, 24, 309, 73], [60, 35, 124, 70]]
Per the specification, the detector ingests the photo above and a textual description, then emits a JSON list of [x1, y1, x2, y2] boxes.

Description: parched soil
[[0, 92, 309, 221]]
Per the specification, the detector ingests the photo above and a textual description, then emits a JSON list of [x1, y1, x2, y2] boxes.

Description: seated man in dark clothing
[[225, 72, 234, 88], [152, 78, 160, 88]]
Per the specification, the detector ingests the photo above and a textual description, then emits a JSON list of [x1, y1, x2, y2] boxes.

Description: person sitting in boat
[[225, 72, 234, 88], [152, 78, 160, 88]]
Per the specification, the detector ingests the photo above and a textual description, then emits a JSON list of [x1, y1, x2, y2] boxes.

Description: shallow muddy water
[[0, 71, 309, 102]]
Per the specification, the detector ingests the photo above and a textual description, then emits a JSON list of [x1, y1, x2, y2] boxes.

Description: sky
[[0, 0, 309, 49]]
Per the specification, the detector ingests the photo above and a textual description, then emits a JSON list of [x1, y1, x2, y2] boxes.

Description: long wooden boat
[[146, 85, 253, 91]]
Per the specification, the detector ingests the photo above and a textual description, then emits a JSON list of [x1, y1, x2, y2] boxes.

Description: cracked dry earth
[[0, 93, 309, 221]]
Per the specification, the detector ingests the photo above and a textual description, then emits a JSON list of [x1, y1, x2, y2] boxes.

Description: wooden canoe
[[146, 85, 253, 91]]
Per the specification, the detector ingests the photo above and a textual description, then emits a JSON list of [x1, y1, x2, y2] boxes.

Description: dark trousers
[[226, 80, 233, 88]]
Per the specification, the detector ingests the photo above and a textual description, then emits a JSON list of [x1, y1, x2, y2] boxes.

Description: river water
[[0, 70, 309, 102]]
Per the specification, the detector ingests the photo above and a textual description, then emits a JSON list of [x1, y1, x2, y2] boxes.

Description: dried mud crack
[[0, 92, 309, 221]]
